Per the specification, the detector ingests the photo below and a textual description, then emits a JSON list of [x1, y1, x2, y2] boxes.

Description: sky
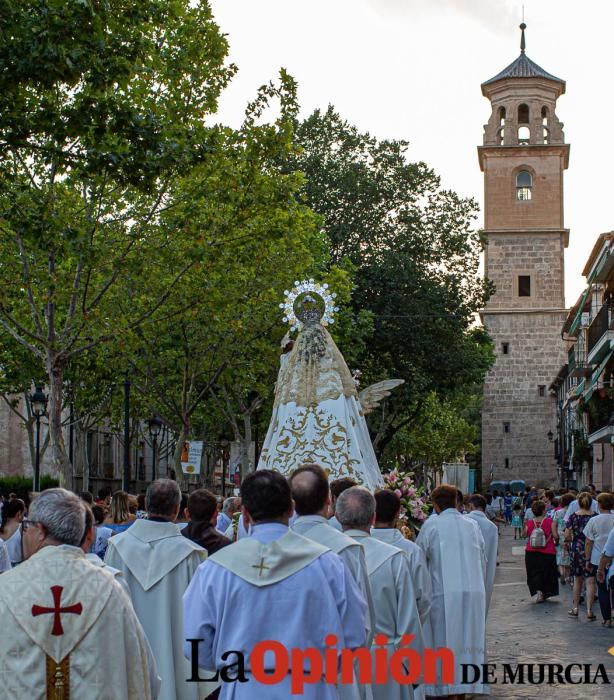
[[208, 0, 614, 307]]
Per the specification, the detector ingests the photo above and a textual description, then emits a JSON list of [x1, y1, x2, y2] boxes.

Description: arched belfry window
[[498, 107, 506, 145], [518, 104, 530, 144], [542, 107, 549, 144], [516, 170, 532, 200]]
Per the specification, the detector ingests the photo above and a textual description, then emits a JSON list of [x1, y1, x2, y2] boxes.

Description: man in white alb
[[290, 464, 375, 700], [0, 489, 159, 698], [338, 487, 425, 700], [371, 489, 432, 626], [183, 469, 368, 699], [417, 485, 488, 699], [466, 494, 498, 616], [106, 479, 212, 700]]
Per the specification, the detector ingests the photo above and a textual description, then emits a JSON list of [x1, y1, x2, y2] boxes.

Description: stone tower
[[479, 25, 569, 487]]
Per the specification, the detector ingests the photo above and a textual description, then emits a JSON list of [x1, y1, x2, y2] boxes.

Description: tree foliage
[[293, 107, 495, 456]]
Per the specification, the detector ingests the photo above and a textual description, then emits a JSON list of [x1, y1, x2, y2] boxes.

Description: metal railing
[[587, 301, 614, 355]]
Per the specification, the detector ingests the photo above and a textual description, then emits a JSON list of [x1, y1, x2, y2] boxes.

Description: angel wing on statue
[[257, 280, 403, 489], [359, 379, 405, 415]]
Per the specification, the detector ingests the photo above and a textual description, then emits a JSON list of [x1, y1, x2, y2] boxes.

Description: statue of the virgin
[[257, 280, 402, 489]]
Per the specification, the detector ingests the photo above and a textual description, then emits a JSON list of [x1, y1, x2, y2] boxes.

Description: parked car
[[487, 480, 509, 495], [509, 479, 526, 495]]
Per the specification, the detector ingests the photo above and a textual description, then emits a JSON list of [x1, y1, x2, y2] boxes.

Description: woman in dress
[[524, 500, 559, 603], [0, 498, 26, 566], [553, 492, 574, 585], [564, 492, 597, 619], [103, 490, 136, 535]]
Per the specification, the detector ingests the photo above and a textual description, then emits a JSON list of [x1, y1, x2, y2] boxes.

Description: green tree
[[0, 1, 243, 483], [293, 107, 494, 453]]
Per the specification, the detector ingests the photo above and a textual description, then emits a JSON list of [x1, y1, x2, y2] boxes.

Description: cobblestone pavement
[[485, 525, 614, 698]]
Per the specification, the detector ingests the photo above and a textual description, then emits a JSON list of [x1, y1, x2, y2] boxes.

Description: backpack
[[529, 519, 549, 549]]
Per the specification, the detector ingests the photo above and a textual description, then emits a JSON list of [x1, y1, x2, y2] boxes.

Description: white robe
[[0, 544, 159, 698], [370, 528, 432, 625], [183, 522, 367, 699], [467, 510, 498, 615], [293, 514, 376, 700], [105, 519, 211, 700], [257, 322, 384, 489], [416, 508, 488, 696], [86, 552, 132, 599], [0, 538, 11, 572], [346, 530, 425, 700]]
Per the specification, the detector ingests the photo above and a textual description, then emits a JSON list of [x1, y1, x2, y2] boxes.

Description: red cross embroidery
[[31, 585, 83, 636]]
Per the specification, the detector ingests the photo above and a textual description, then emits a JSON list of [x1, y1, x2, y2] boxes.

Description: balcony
[[584, 389, 614, 444], [568, 343, 589, 378], [587, 301, 614, 365]]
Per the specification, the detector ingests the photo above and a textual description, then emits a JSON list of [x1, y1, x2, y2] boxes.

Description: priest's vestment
[[467, 510, 498, 615], [105, 519, 210, 700], [370, 528, 432, 625], [345, 530, 425, 700], [0, 544, 159, 698], [293, 514, 376, 700], [416, 508, 489, 696], [183, 522, 367, 699]]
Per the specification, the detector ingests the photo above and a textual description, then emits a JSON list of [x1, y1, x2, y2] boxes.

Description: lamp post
[[29, 385, 48, 493], [122, 372, 131, 491], [148, 415, 163, 482], [220, 439, 230, 497]]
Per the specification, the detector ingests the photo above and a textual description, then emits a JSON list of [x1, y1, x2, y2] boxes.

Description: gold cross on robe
[[251, 557, 271, 577]]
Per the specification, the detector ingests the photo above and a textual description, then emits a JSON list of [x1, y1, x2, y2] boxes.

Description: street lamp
[[547, 430, 554, 442], [220, 439, 230, 497], [147, 415, 163, 482], [29, 385, 48, 492]]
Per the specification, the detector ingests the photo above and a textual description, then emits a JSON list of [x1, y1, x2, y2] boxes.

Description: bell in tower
[[482, 24, 565, 147]]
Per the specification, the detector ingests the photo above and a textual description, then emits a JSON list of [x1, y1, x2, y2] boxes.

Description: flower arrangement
[[382, 468, 429, 528]]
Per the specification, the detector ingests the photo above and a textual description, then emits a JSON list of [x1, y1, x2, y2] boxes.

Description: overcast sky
[[209, 0, 612, 307]]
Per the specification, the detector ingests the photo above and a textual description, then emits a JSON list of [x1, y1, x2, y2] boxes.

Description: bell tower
[[480, 24, 569, 486]]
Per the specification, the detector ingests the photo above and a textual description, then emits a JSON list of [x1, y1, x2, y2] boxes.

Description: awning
[[584, 350, 614, 401], [569, 286, 591, 336]]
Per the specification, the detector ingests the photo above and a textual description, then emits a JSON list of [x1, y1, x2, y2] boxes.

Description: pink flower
[[394, 489, 402, 498]]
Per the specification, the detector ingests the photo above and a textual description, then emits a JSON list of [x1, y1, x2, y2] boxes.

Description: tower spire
[[520, 22, 526, 54]]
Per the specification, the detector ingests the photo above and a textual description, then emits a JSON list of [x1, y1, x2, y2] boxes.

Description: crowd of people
[[0, 473, 613, 699]]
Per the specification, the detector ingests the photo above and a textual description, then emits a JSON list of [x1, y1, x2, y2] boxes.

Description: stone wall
[[485, 233, 565, 310], [482, 310, 568, 486]]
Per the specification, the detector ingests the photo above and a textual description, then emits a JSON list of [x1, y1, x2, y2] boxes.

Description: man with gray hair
[[0, 488, 159, 698], [216, 497, 238, 533], [106, 480, 214, 700], [338, 487, 425, 700]]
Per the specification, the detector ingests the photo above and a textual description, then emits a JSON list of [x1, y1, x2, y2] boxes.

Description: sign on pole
[[181, 440, 203, 475]]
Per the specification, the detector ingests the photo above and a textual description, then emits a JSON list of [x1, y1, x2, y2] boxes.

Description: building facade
[[560, 234, 614, 490], [480, 26, 569, 486]]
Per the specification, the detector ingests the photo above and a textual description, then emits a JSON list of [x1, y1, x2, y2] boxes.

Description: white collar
[[250, 522, 288, 543]]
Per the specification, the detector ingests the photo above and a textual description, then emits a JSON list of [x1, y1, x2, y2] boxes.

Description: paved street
[[486, 525, 614, 698]]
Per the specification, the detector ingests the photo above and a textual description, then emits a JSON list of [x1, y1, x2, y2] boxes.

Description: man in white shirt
[[216, 497, 240, 534], [586, 492, 614, 624]]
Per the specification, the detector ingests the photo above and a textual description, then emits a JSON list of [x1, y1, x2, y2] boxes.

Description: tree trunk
[[46, 356, 72, 489], [78, 424, 90, 493], [173, 423, 189, 477], [240, 414, 252, 480]]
